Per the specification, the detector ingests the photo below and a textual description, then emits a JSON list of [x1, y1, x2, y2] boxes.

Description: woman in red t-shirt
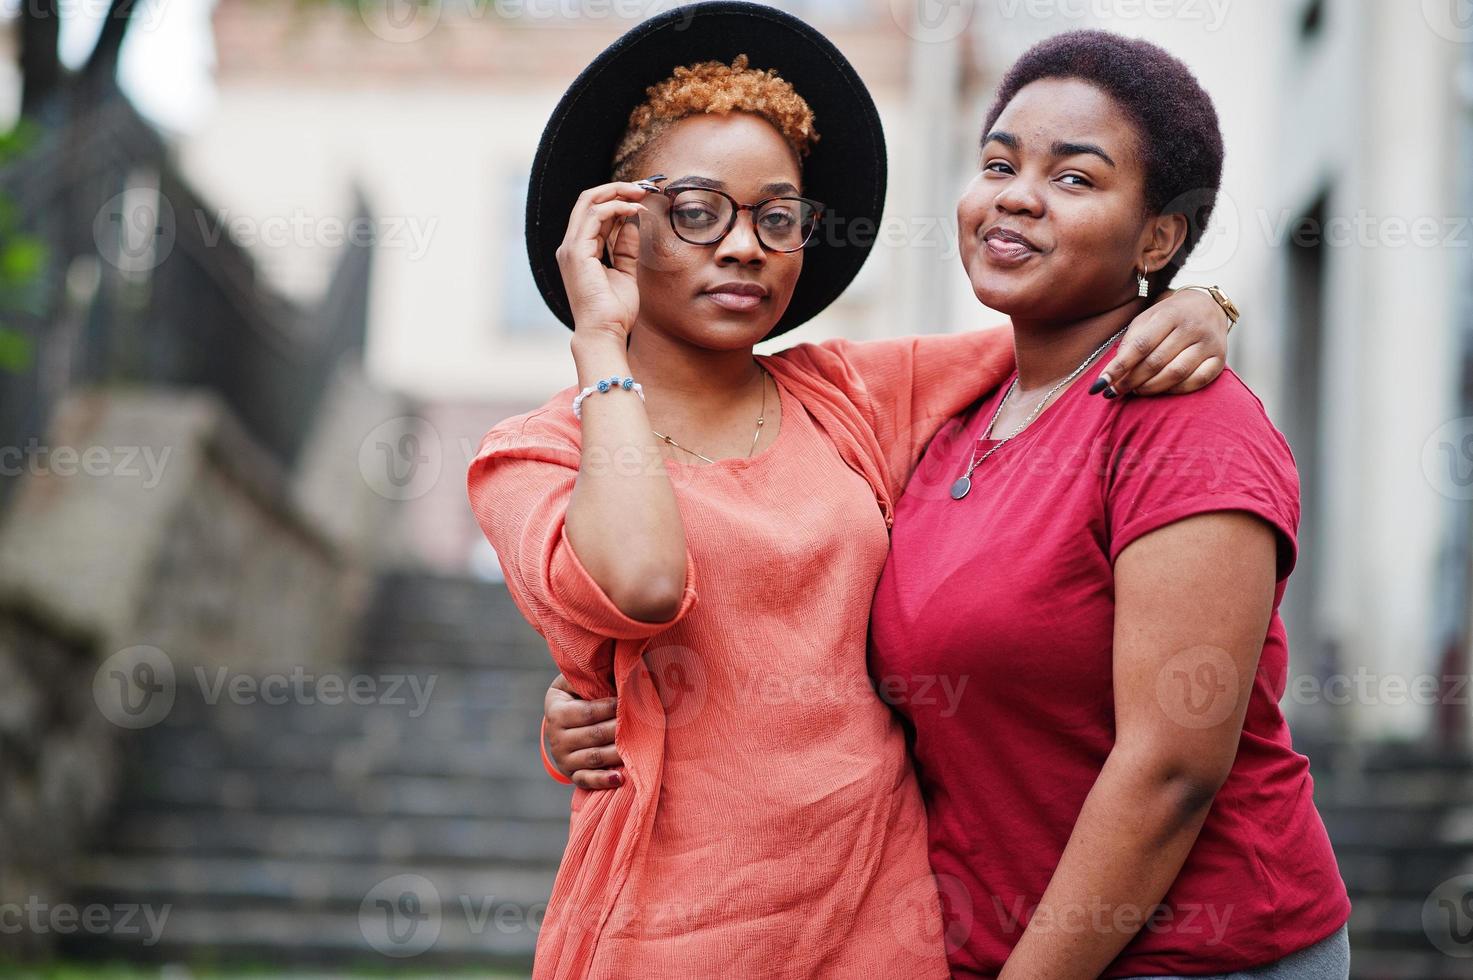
[[866, 32, 1350, 978], [539, 22, 1349, 980]]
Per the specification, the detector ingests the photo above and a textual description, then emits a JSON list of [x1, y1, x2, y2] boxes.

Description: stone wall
[[0, 612, 116, 958], [0, 384, 380, 953]]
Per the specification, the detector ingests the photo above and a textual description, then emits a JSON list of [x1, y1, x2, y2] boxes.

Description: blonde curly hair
[[611, 55, 820, 181]]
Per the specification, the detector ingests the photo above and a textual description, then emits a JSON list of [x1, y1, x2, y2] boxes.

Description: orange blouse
[[467, 328, 1014, 979]]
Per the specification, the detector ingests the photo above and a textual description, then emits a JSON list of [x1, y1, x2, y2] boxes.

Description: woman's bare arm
[[558, 181, 687, 622], [996, 511, 1277, 979]]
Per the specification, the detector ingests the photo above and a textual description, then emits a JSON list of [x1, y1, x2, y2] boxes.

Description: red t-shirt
[[869, 351, 1351, 977]]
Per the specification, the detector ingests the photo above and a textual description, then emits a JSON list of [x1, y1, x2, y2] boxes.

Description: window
[[499, 170, 560, 336]]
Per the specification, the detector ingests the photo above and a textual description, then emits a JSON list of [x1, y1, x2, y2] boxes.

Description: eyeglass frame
[[645, 183, 827, 254]]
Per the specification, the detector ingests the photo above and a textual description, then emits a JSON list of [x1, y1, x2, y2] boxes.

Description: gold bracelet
[[1174, 284, 1240, 333]]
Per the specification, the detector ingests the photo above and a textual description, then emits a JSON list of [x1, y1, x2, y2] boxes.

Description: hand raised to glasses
[[553, 180, 657, 344]]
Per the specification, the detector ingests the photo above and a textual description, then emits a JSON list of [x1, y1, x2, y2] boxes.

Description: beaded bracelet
[[572, 376, 644, 420]]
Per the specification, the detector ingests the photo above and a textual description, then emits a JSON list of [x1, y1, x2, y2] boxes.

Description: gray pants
[[1117, 923, 1349, 979]]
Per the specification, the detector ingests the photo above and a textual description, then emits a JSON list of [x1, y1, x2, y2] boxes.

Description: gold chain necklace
[[652, 365, 769, 465]]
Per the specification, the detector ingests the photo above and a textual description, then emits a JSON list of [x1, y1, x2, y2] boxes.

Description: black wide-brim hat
[[526, 0, 886, 341]]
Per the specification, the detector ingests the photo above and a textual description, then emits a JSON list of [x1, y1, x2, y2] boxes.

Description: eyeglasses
[[648, 184, 825, 253]]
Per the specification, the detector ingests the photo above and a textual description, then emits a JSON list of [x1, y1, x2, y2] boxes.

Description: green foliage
[[0, 121, 49, 374]]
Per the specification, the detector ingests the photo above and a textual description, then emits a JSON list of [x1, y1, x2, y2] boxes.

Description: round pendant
[[950, 476, 972, 500]]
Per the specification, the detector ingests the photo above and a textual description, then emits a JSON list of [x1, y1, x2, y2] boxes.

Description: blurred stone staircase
[[60, 571, 568, 972], [1309, 741, 1473, 979], [54, 572, 1473, 976]]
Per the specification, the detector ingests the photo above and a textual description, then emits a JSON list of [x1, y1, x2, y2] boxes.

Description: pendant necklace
[[652, 365, 769, 465], [950, 327, 1127, 501]]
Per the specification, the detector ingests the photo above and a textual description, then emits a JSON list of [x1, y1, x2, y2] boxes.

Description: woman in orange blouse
[[468, 4, 1234, 977]]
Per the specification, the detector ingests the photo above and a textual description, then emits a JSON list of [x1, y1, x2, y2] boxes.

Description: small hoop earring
[[1136, 267, 1150, 298]]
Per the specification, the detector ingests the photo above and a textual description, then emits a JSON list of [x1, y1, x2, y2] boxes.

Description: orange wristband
[[540, 716, 574, 785]]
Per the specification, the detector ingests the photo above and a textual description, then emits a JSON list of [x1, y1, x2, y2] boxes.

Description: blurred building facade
[[179, 0, 1473, 745], [946, 0, 1471, 747]]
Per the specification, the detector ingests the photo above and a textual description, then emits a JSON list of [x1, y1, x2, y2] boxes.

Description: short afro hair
[[982, 30, 1224, 295], [612, 55, 820, 182]]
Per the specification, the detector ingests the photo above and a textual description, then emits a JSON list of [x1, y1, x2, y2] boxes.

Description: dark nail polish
[[1088, 378, 1109, 395], [609, 772, 623, 787], [1102, 386, 1119, 400]]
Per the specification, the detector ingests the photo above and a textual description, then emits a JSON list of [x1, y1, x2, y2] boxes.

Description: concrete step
[[62, 855, 549, 968], [59, 574, 564, 972], [58, 901, 540, 971], [157, 665, 556, 720], [131, 731, 550, 781], [122, 765, 573, 822], [357, 633, 552, 672], [68, 854, 555, 913], [1321, 806, 1473, 848], [1337, 850, 1473, 900], [1348, 949, 1473, 979], [107, 809, 569, 866], [1347, 893, 1473, 956]]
